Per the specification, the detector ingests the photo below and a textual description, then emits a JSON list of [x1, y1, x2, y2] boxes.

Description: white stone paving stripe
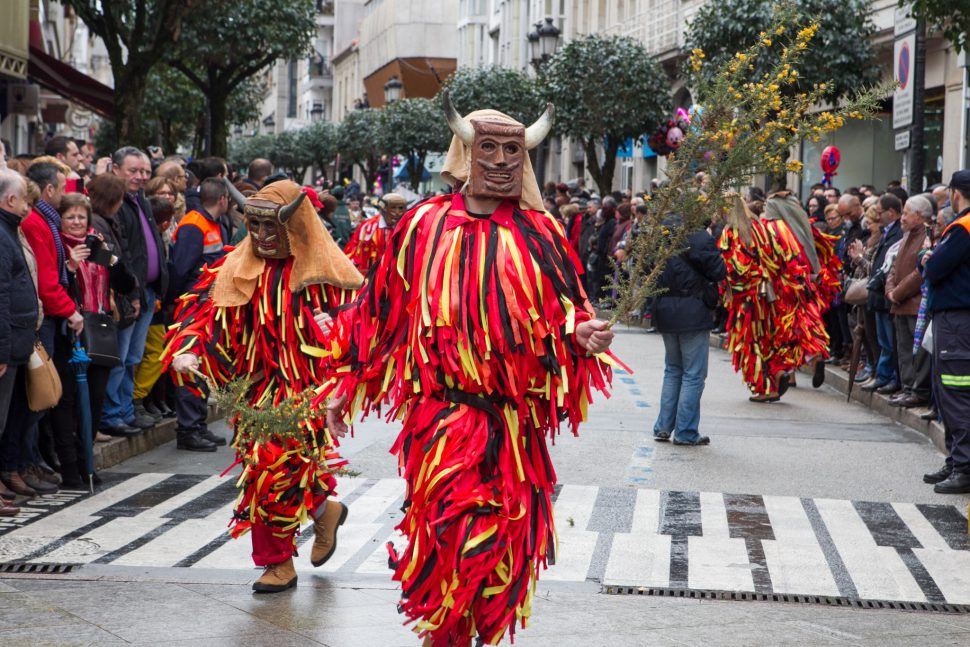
[[688, 492, 754, 592], [892, 502, 970, 605], [603, 488, 671, 588], [0, 473, 169, 562], [815, 498, 925, 602], [545, 484, 599, 581], [761, 495, 840, 596]]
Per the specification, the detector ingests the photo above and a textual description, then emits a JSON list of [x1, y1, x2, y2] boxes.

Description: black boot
[[59, 462, 85, 490], [923, 464, 952, 484], [177, 431, 217, 452]]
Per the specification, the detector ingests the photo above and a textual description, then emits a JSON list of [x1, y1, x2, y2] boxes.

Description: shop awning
[[27, 44, 114, 118]]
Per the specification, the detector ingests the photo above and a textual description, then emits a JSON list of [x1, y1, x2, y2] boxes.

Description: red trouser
[[249, 497, 328, 566]]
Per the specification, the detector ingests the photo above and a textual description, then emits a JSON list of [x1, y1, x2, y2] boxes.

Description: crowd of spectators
[[0, 136, 389, 516]]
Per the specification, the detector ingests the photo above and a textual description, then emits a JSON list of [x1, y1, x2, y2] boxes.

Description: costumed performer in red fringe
[[343, 192, 408, 275], [163, 181, 364, 592], [321, 93, 621, 646], [760, 190, 841, 392]]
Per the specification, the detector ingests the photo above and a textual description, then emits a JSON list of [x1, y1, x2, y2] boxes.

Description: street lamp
[[383, 75, 403, 104], [263, 114, 275, 130], [528, 17, 561, 69], [233, 124, 243, 136], [310, 102, 324, 122]]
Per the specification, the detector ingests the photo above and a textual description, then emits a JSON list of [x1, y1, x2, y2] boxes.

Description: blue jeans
[[874, 310, 897, 384], [653, 330, 710, 443], [102, 288, 155, 428]]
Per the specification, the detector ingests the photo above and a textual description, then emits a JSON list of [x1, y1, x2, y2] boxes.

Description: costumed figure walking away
[[343, 192, 408, 275], [322, 93, 620, 646], [758, 190, 840, 393], [163, 181, 364, 592]]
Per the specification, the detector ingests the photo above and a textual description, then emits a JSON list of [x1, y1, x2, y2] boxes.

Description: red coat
[[20, 210, 76, 319]]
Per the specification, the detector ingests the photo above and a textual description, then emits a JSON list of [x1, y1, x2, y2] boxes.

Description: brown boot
[[1, 471, 37, 497], [0, 479, 16, 503], [310, 500, 348, 567], [0, 501, 19, 517], [252, 558, 297, 593]]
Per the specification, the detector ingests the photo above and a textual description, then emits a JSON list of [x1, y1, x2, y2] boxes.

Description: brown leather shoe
[[252, 558, 297, 593], [1, 471, 37, 497], [22, 467, 57, 495], [0, 479, 16, 502], [311, 500, 348, 567], [0, 501, 20, 517]]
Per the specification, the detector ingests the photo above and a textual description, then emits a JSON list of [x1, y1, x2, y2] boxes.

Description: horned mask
[[442, 91, 554, 203], [245, 193, 306, 259]]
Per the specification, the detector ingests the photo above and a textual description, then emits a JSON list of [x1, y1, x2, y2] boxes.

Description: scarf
[[36, 199, 69, 287], [62, 228, 109, 313]]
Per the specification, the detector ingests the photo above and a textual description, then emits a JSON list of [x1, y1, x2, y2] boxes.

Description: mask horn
[[278, 192, 306, 225], [442, 90, 474, 146], [524, 103, 555, 150]]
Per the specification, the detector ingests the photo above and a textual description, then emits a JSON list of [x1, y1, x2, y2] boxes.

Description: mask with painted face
[[380, 193, 408, 227], [442, 91, 554, 204], [244, 193, 306, 259]]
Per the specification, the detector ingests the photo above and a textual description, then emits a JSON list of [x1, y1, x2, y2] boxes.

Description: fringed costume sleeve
[[322, 195, 618, 646]]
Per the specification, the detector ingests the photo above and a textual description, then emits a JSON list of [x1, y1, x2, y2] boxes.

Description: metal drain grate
[[0, 562, 78, 575], [601, 586, 970, 614]]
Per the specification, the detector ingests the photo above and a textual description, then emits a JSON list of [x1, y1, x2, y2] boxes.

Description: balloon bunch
[[647, 107, 693, 157]]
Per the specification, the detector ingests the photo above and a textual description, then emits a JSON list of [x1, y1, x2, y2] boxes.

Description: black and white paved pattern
[[1, 473, 968, 605]]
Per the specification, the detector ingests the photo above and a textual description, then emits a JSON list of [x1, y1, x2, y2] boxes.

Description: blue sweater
[[924, 208, 970, 312]]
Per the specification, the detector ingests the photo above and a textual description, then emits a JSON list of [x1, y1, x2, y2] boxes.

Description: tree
[[336, 108, 385, 183], [906, 0, 970, 52], [168, 0, 316, 158], [542, 35, 672, 194], [685, 0, 879, 103], [381, 98, 451, 190], [269, 130, 313, 182], [301, 121, 338, 181], [441, 66, 545, 125], [62, 0, 199, 148]]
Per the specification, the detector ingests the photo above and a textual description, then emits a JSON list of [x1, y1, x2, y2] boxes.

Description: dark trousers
[[894, 314, 931, 398], [935, 309, 970, 473], [0, 366, 18, 439], [862, 306, 879, 369], [49, 357, 111, 471], [175, 384, 208, 438]]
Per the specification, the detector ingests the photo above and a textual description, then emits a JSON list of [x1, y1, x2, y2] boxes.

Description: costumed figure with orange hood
[[320, 93, 621, 646], [343, 192, 408, 275], [162, 181, 364, 592], [721, 190, 840, 401]]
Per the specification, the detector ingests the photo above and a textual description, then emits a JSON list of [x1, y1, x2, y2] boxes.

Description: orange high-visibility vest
[[174, 209, 225, 256]]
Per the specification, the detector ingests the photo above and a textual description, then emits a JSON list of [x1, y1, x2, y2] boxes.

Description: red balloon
[[821, 146, 840, 175]]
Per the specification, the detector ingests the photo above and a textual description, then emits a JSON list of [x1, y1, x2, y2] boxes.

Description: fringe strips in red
[[320, 195, 620, 645], [161, 256, 350, 545], [719, 220, 841, 396]]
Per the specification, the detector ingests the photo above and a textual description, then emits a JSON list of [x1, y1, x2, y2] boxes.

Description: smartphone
[[85, 234, 114, 267]]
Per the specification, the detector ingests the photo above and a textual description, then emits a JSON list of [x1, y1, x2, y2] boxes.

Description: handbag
[[82, 311, 121, 367], [843, 277, 869, 306], [26, 341, 62, 412]]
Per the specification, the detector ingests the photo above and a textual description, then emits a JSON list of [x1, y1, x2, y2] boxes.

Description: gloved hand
[[172, 353, 200, 374]]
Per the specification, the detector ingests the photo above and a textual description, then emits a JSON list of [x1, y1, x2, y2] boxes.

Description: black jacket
[[867, 219, 903, 312], [0, 208, 40, 366], [115, 191, 169, 303], [652, 226, 727, 334]]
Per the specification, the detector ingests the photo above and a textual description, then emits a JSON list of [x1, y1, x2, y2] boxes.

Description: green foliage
[[61, 0, 199, 145], [336, 108, 384, 180], [301, 121, 339, 179], [168, 0, 316, 157], [441, 66, 545, 125], [907, 0, 970, 52], [541, 34, 672, 193], [141, 66, 264, 154], [229, 122, 336, 182], [380, 98, 451, 190], [685, 0, 879, 102]]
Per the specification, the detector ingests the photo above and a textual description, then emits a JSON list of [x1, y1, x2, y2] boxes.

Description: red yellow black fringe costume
[[343, 214, 387, 274], [719, 198, 841, 396], [322, 193, 618, 645], [162, 181, 363, 567]]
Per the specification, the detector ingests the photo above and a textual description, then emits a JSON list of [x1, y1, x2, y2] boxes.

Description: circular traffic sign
[[898, 42, 910, 90]]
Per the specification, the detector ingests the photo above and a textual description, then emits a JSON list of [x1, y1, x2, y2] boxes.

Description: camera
[[85, 234, 115, 267]]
